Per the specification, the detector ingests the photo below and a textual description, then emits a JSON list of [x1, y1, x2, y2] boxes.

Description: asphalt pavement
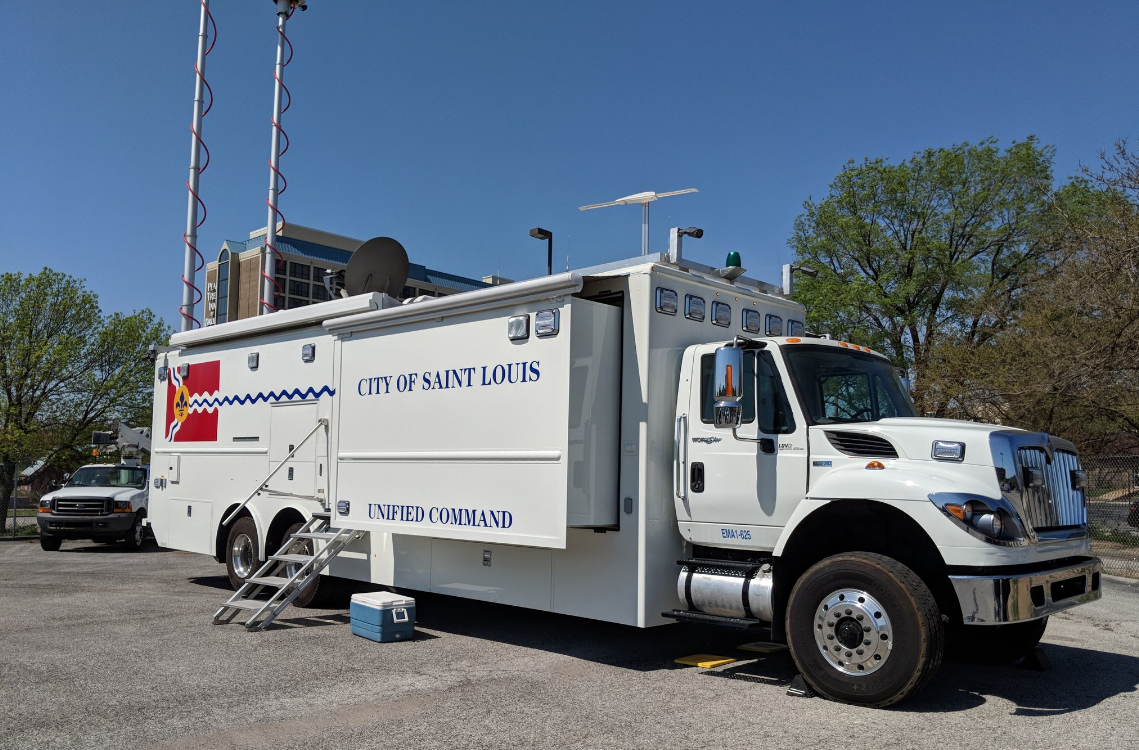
[[1, 538, 1137, 750]]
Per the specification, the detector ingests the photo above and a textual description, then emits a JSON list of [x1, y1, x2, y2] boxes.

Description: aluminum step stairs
[[213, 512, 364, 630]]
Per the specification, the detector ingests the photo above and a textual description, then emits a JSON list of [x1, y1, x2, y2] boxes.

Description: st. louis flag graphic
[[165, 360, 220, 442]]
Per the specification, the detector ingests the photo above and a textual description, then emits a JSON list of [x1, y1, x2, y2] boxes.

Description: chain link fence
[[1084, 454, 1139, 578], [4, 492, 40, 538]]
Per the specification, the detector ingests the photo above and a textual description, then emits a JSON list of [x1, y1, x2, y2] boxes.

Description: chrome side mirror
[[713, 346, 743, 429]]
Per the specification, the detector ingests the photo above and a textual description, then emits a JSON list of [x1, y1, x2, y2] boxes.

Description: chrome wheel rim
[[813, 588, 893, 676], [231, 533, 254, 579]]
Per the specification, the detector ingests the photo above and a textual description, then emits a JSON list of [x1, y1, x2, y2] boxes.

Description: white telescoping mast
[[260, 0, 307, 315], [579, 189, 698, 256]]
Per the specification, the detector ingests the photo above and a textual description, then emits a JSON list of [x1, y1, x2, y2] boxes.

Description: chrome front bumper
[[950, 558, 1103, 624]]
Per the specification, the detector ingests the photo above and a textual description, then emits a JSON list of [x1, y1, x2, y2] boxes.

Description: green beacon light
[[725, 251, 742, 268]]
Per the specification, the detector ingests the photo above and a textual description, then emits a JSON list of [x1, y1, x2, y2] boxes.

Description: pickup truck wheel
[[786, 552, 944, 707], [121, 513, 146, 551], [226, 517, 260, 590], [39, 534, 62, 552], [951, 617, 1048, 664], [279, 521, 322, 608]]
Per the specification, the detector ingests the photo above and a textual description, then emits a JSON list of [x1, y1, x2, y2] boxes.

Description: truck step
[[221, 600, 264, 612], [247, 576, 291, 588], [677, 557, 769, 573], [292, 531, 339, 541], [311, 510, 331, 518], [662, 609, 766, 629], [270, 553, 315, 563]]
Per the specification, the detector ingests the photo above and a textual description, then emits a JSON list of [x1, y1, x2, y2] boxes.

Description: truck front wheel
[[121, 513, 146, 551], [786, 552, 944, 707], [39, 534, 62, 552]]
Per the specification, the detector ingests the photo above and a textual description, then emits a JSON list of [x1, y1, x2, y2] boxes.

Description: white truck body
[[150, 251, 1101, 704]]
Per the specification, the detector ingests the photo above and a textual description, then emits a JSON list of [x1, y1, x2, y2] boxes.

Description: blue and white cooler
[[350, 591, 415, 643]]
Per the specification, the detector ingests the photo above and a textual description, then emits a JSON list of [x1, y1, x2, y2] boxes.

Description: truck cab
[[671, 334, 1101, 705], [37, 463, 150, 551]]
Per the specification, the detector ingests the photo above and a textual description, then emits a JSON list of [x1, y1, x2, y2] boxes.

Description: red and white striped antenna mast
[[259, 0, 308, 315], [179, 0, 217, 331]]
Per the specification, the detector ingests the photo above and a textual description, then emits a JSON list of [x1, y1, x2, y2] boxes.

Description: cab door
[[677, 344, 807, 548]]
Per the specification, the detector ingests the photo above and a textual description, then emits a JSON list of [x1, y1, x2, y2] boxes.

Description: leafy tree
[[0, 269, 169, 528], [931, 144, 1139, 449], [789, 138, 1059, 413]]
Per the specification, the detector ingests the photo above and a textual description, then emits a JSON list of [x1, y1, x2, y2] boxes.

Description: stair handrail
[[222, 418, 328, 527]]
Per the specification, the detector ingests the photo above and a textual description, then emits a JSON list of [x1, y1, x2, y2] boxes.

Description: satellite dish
[[345, 237, 409, 297]]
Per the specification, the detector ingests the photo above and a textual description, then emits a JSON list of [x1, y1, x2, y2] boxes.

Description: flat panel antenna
[[578, 188, 698, 256]]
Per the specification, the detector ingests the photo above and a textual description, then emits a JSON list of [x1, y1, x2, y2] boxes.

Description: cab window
[[700, 351, 796, 433]]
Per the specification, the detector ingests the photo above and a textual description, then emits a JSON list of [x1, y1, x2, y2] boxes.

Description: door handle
[[690, 462, 704, 493], [675, 415, 688, 500]]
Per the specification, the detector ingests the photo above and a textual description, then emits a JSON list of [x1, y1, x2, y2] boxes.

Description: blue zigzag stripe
[[191, 385, 335, 408]]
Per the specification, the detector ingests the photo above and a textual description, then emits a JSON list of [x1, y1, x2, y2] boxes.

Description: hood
[[44, 485, 142, 502], [817, 417, 1036, 466]]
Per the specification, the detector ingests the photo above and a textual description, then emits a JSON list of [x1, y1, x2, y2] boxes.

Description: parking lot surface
[[1, 539, 1137, 750]]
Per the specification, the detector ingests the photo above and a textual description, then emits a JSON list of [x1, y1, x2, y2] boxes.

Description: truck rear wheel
[[226, 517, 260, 590], [39, 534, 62, 551], [952, 617, 1048, 664], [279, 521, 322, 608], [786, 552, 944, 707]]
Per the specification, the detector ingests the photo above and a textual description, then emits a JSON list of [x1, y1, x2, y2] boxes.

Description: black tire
[[278, 521, 322, 608], [951, 617, 1048, 664], [226, 517, 260, 590], [786, 552, 945, 707], [39, 534, 62, 552], [121, 513, 146, 551]]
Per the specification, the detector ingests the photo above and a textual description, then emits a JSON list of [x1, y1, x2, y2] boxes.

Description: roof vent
[[825, 431, 898, 459]]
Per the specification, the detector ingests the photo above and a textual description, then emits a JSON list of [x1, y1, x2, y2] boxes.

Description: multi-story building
[[202, 224, 498, 326]]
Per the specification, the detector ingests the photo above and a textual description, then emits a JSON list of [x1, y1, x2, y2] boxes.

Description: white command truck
[[149, 248, 1102, 707]]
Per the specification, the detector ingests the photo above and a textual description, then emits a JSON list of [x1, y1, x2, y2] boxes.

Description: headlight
[[113, 500, 133, 513], [38, 498, 52, 513], [929, 493, 1025, 546], [931, 440, 965, 462], [973, 512, 1003, 539]]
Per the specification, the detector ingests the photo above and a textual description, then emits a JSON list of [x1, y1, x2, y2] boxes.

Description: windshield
[[782, 345, 916, 425], [67, 466, 147, 489]]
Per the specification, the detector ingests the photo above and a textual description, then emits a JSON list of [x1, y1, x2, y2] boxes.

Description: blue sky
[[3, 2, 1136, 328]]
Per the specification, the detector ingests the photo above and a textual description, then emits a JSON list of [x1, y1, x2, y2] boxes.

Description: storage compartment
[[350, 591, 415, 643], [334, 297, 621, 548]]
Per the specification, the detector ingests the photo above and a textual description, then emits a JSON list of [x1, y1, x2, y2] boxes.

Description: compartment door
[[265, 401, 320, 498]]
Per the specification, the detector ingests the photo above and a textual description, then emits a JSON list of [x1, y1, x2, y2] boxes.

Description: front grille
[[53, 498, 111, 515], [1017, 448, 1085, 531], [825, 431, 898, 458]]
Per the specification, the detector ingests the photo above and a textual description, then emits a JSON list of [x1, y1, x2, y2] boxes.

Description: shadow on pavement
[[899, 644, 1139, 715], [188, 574, 234, 591], [405, 590, 772, 673], [56, 541, 174, 554]]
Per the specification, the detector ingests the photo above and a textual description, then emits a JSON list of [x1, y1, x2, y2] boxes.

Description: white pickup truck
[[36, 424, 153, 551], [37, 464, 149, 550]]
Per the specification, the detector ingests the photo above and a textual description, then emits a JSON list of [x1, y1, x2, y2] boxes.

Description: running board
[[213, 514, 365, 630], [662, 609, 765, 629]]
